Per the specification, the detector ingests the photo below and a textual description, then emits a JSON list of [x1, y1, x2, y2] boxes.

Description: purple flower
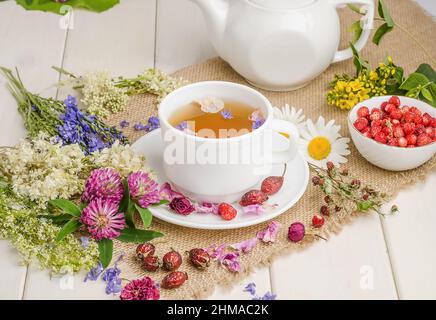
[[219, 252, 241, 273], [288, 222, 305, 242], [257, 221, 281, 243], [80, 236, 90, 248], [159, 182, 183, 201], [120, 277, 160, 300], [82, 168, 124, 204], [102, 253, 124, 294], [231, 238, 258, 253], [194, 202, 219, 215], [252, 119, 265, 130], [244, 283, 257, 296], [64, 95, 77, 108], [84, 262, 104, 282], [134, 123, 146, 131], [169, 197, 195, 215], [145, 116, 160, 132], [120, 120, 130, 128], [205, 243, 227, 260], [220, 109, 233, 120], [127, 171, 160, 208], [175, 121, 188, 131], [242, 204, 265, 215], [261, 292, 277, 300], [80, 199, 125, 241]]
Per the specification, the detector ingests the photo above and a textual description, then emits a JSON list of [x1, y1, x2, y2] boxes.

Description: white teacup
[[158, 81, 299, 203]]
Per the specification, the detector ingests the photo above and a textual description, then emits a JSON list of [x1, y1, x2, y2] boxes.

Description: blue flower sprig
[[244, 283, 277, 300]]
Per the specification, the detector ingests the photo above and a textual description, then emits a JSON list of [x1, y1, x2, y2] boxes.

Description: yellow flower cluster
[[327, 57, 397, 110]]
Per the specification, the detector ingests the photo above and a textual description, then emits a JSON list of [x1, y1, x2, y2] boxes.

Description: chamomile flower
[[273, 104, 306, 130], [298, 117, 350, 168]]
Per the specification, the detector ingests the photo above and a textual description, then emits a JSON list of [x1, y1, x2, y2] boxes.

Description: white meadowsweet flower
[[273, 104, 306, 130], [196, 96, 225, 113], [298, 116, 351, 169]]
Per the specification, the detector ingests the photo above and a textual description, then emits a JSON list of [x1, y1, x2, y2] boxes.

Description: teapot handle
[[330, 0, 375, 63]]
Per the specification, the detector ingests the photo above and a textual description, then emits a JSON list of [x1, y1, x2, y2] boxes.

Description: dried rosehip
[[261, 176, 284, 195], [136, 242, 155, 261], [320, 205, 329, 216], [161, 271, 188, 289], [218, 202, 237, 220], [239, 190, 268, 207], [143, 255, 160, 272], [162, 250, 182, 271], [288, 222, 305, 242], [188, 248, 211, 270]]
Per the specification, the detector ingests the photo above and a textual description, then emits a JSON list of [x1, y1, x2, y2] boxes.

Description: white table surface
[[0, 0, 435, 300]]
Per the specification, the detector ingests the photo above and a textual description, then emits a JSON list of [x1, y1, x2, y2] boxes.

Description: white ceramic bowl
[[348, 96, 436, 171]]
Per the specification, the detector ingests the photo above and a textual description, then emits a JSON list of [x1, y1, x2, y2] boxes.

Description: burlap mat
[[108, 0, 436, 299]]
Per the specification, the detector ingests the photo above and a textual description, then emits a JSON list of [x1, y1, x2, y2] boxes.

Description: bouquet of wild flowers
[[0, 67, 128, 154]]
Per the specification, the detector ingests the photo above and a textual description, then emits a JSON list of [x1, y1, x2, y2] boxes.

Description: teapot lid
[[248, 0, 316, 9]]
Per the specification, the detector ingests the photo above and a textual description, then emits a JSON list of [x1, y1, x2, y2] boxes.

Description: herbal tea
[[169, 98, 265, 138]]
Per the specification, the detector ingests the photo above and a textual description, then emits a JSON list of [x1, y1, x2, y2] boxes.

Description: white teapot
[[190, 0, 374, 91]]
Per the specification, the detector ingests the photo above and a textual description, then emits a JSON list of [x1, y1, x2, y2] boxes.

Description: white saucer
[[132, 129, 309, 230]]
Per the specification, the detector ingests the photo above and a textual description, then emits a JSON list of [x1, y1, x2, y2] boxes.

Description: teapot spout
[[190, 0, 228, 52]]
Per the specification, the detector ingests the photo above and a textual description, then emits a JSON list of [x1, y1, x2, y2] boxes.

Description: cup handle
[[330, 0, 375, 63], [270, 119, 300, 165]]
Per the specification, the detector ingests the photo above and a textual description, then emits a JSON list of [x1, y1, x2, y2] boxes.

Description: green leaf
[[135, 204, 153, 229], [55, 218, 81, 241], [49, 199, 81, 216], [357, 200, 374, 212], [117, 228, 164, 243], [372, 23, 393, 45], [347, 4, 362, 14], [152, 200, 169, 206], [400, 73, 431, 91], [40, 214, 73, 225], [350, 43, 370, 75], [415, 64, 436, 83], [378, 0, 394, 27], [421, 87, 433, 102], [119, 179, 130, 212], [350, 21, 363, 44], [98, 239, 113, 268], [16, 0, 120, 15]]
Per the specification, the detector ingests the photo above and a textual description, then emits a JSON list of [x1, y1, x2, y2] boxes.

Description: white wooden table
[[0, 0, 435, 300]]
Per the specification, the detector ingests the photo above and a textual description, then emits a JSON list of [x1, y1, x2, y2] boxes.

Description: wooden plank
[[270, 214, 398, 299], [155, 0, 216, 73], [381, 172, 436, 299], [23, 0, 158, 300], [0, 1, 68, 299]]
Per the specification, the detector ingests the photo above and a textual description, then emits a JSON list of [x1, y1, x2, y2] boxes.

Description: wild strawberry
[[370, 109, 382, 121], [381, 101, 388, 112], [188, 248, 211, 270], [415, 125, 426, 135], [363, 131, 372, 139], [384, 103, 396, 114], [374, 131, 387, 144], [431, 117, 436, 127], [239, 190, 268, 207], [393, 125, 404, 138], [391, 119, 400, 125], [357, 106, 370, 118], [425, 127, 435, 138], [401, 106, 410, 114], [398, 137, 408, 148], [162, 250, 182, 271], [161, 271, 188, 289], [417, 134, 432, 146], [261, 176, 284, 195], [354, 117, 369, 131], [402, 122, 415, 135], [218, 203, 237, 220], [320, 205, 329, 216], [407, 145, 416, 148], [388, 96, 401, 107], [390, 109, 403, 120], [382, 126, 392, 136], [422, 113, 432, 126], [371, 119, 383, 128], [371, 126, 382, 138], [312, 214, 325, 228], [404, 111, 415, 123], [362, 126, 371, 134], [413, 115, 423, 125], [406, 134, 417, 146], [143, 255, 160, 272], [410, 106, 422, 117], [136, 243, 155, 260], [387, 138, 398, 146]]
